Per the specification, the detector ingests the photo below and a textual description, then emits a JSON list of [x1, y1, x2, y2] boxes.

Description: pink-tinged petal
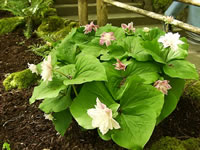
[[113, 59, 126, 71], [96, 98, 106, 109], [154, 80, 172, 95], [99, 39, 105, 45], [121, 24, 128, 29], [105, 40, 111, 46]]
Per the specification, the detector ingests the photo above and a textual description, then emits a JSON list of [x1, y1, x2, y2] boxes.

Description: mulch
[[0, 12, 200, 150]]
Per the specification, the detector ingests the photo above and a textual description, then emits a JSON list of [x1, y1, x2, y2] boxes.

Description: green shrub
[[184, 79, 200, 101], [153, 0, 173, 13]]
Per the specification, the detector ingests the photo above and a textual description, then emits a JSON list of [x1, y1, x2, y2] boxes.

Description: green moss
[[37, 16, 79, 42], [150, 136, 186, 150], [0, 17, 24, 35], [153, 0, 173, 13], [184, 79, 200, 101], [3, 69, 38, 91], [37, 16, 65, 33], [182, 138, 200, 150]]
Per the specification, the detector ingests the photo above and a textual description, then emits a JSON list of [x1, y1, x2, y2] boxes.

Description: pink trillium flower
[[158, 32, 184, 51], [84, 21, 99, 34], [154, 80, 172, 95], [121, 22, 135, 33], [41, 55, 53, 82], [99, 32, 116, 47], [113, 59, 126, 71], [87, 98, 120, 135]]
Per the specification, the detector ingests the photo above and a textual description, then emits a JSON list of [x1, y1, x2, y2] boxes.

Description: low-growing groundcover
[[28, 22, 199, 150]]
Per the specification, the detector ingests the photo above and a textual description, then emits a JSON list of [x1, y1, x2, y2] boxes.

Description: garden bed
[[0, 16, 200, 150]]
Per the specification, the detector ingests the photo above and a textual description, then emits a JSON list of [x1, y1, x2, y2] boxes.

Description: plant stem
[[72, 85, 78, 97]]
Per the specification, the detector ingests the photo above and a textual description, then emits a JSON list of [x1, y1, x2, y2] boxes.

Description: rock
[[149, 136, 186, 150], [149, 137, 200, 150], [182, 138, 200, 150], [183, 79, 200, 101], [3, 69, 38, 91]]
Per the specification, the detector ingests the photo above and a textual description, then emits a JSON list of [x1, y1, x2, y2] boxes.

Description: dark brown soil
[[0, 13, 200, 150]]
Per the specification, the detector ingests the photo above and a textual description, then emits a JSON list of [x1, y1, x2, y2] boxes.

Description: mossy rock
[[37, 16, 65, 33], [3, 69, 38, 91], [183, 79, 200, 101], [149, 137, 200, 150], [152, 0, 173, 13], [149, 136, 186, 150], [0, 17, 24, 35], [182, 138, 200, 150], [37, 16, 79, 42]]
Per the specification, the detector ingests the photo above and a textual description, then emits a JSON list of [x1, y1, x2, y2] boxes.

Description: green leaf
[[52, 109, 72, 136], [70, 82, 116, 129], [79, 37, 106, 57], [64, 55, 107, 86], [39, 86, 72, 113], [157, 77, 185, 123], [29, 78, 67, 104], [103, 59, 160, 99], [163, 60, 199, 80], [135, 27, 165, 41], [112, 78, 164, 150], [121, 36, 152, 61], [55, 28, 77, 64]]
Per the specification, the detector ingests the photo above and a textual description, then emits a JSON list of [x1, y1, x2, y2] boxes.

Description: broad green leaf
[[39, 86, 72, 113], [79, 37, 107, 57], [64, 55, 107, 86], [163, 60, 199, 80], [96, 24, 126, 40], [70, 82, 116, 129], [112, 78, 164, 150], [142, 39, 188, 64], [135, 27, 165, 41], [121, 36, 152, 61], [103, 59, 160, 99], [56, 37, 77, 64], [52, 109, 72, 136], [29, 78, 67, 104], [157, 77, 185, 123]]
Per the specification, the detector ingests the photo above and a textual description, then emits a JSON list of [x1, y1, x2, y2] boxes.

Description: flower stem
[[72, 85, 78, 97]]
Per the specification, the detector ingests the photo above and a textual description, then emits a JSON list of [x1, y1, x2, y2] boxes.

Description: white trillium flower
[[28, 63, 38, 75], [158, 32, 184, 51], [87, 98, 120, 135], [41, 55, 53, 82]]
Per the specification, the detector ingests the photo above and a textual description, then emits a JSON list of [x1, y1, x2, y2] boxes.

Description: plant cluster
[[0, 0, 54, 38], [29, 22, 198, 150]]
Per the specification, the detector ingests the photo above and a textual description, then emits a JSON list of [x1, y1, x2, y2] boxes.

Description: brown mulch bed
[[0, 15, 200, 150]]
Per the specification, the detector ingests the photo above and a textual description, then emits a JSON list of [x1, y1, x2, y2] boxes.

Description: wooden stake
[[103, 0, 200, 34], [78, 0, 88, 25], [97, 0, 108, 26]]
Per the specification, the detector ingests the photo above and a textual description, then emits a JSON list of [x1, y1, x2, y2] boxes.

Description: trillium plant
[[29, 22, 199, 150]]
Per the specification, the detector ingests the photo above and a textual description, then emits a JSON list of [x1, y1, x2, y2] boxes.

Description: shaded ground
[[0, 16, 200, 150]]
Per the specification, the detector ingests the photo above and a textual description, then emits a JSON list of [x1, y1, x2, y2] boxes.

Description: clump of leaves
[[28, 23, 198, 150]]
